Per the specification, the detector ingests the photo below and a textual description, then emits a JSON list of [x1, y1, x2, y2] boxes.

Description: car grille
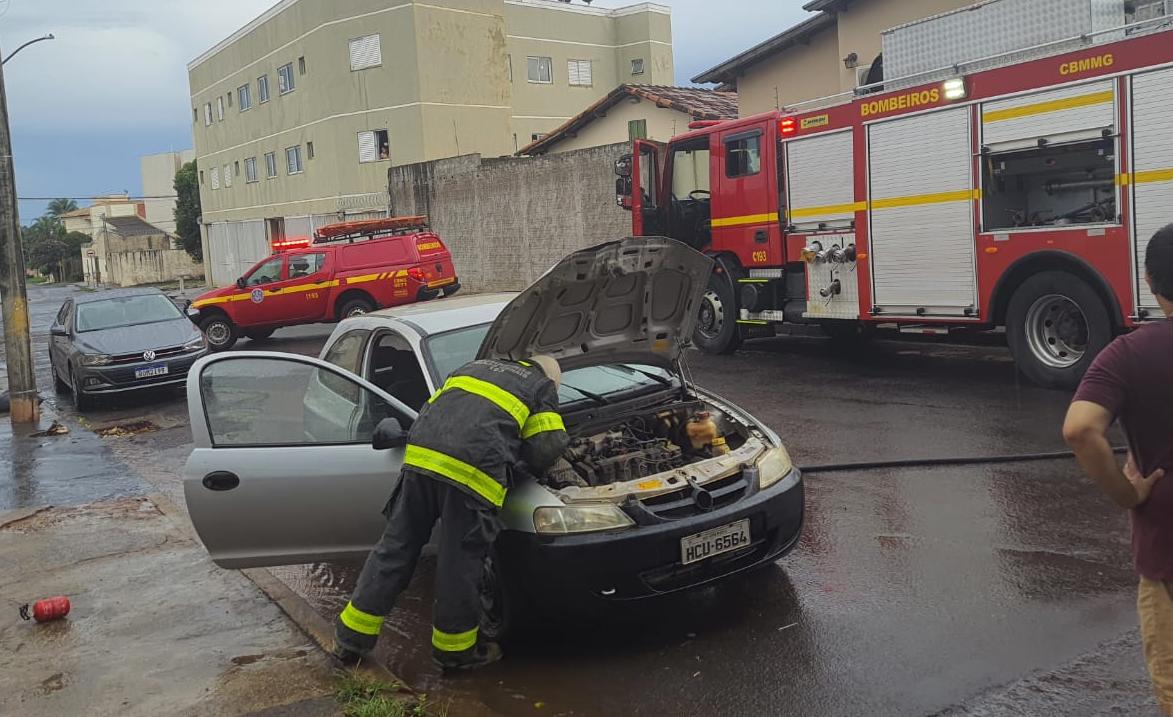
[[95, 352, 201, 385], [639, 472, 750, 519], [110, 345, 193, 365]]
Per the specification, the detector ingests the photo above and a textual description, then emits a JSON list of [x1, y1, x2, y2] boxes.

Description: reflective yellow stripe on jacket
[[339, 601, 384, 636], [429, 375, 530, 430], [521, 411, 565, 440], [404, 444, 508, 507], [432, 626, 478, 653]]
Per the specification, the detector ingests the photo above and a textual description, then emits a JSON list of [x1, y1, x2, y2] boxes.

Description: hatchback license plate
[[680, 519, 751, 565], [135, 363, 169, 379]]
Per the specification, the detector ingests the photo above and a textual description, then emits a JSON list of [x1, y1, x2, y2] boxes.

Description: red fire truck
[[618, 20, 1173, 388]]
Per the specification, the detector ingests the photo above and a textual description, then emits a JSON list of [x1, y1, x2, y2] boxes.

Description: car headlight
[[533, 504, 635, 535], [80, 353, 112, 366], [183, 335, 207, 351], [757, 446, 795, 489]]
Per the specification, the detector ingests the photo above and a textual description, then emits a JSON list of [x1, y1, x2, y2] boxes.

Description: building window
[[210, 166, 220, 190], [238, 84, 252, 111], [349, 34, 382, 71], [358, 129, 390, 163], [258, 75, 270, 103], [216, 96, 224, 121], [199, 170, 205, 185], [278, 63, 295, 94], [193, 108, 198, 124], [265, 152, 278, 179], [226, 91, 232, 108], [286, 145, 303, 175], [631, 58, 645, 75], [628, 119, 647, 141], [507, 54, 513, 83], [725, 133, 762, 178], [298, 56, 306, 75], [568, 59, 593, 87], [245, 157, 258, 183], [234, 160, 240, 176], [307, 141, 315, 160], [527, 56, 553, 84], [204, 103, 212, 126], [223, 163, 232, 188]]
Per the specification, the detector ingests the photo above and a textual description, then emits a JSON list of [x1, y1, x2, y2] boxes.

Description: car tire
[[244, 328, 275, 342], [200, 314, 238, 352], [71, 369, 95, 412], [51, 360, 69, 394], [693, 270, 741, 355], [1006, 270, 1113, 390], [479, 549, 523, 645], [338, 296, 375, 319]]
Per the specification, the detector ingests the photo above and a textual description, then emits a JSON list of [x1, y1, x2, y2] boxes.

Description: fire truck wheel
[[693, 272, 741, 355], [339, 296, 375, 319], [1006, 271, 1112, 390], [200, 315, 239, 352]]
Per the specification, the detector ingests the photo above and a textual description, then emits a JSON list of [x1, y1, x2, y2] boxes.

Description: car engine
[[543, 405, 748, 489]]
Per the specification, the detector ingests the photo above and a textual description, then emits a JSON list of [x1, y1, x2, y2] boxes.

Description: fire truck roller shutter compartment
[[982, 80, 1116, 151], [786, 130, 857, 231], [868, 106, 977, 316], [1130, 67, 1173, 316]]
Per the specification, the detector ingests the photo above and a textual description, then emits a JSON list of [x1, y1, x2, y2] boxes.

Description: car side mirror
[[50, 325, 68, 337], [372, 417, 408, 450], [236, 277, 247, 289]]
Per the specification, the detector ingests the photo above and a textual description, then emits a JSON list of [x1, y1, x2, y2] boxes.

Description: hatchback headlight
[[757, 446, 795, 489], [80, 353, 112, 366], [533, 504, 635, 535], [183, 335, 207, 351]]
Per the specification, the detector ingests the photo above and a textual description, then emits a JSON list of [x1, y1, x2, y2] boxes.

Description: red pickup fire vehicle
[[190, 216, 459, 350], [618, 13, 1173, 388]]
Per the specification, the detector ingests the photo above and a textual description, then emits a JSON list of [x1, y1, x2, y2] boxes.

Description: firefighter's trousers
[[335, 470, 501, 658]]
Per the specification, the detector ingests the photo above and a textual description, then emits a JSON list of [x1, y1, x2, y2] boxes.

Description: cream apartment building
[[188, 0, 672, 286]]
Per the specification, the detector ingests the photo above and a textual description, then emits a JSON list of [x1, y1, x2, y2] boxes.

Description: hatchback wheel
[[71, 369, 95, 412], [200, 315, 238, 352], [479, 550, 520, 644], [51, 359, 69, 394]]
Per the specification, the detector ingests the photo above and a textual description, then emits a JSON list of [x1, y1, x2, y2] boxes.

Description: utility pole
[[0, 42, 40, 423]]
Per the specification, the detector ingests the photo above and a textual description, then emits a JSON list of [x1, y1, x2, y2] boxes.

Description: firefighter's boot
[[433, 641, 504, 671]]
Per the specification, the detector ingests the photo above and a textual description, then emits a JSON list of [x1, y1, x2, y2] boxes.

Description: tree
[[26, 238, 70, 279], [174, 160, 202, 262], [46, 198, 79, 217]]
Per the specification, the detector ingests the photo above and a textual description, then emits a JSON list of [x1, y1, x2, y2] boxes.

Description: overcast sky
[[1, 0, 811, 221]]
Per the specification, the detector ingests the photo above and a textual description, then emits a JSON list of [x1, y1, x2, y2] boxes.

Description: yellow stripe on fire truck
[[710, 212, 780, 228], [981, 90, 1114, 124], [191, 272, 408, 309]]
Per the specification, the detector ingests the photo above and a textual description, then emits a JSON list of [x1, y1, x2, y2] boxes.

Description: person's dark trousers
[[335, 469, 501, 660]]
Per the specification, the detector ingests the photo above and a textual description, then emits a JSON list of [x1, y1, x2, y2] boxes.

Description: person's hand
[[1124, 453, 1165, 507]]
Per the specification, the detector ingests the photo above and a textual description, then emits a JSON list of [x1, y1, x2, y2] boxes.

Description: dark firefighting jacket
[[402, 359, 569, 508]]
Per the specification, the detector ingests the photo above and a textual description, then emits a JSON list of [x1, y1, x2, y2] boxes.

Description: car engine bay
[[543, 401, 752, 490]]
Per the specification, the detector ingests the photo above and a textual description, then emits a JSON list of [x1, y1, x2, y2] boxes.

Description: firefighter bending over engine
[[334, 355, 568, 670]]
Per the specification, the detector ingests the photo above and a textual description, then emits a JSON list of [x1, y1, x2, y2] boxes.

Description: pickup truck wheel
[[693, 271, 741, 354], [339, 297, 375, 319], [1006, 271, 1112, 389], [244, 328, 275, 342], [200, 315, 238, 352]]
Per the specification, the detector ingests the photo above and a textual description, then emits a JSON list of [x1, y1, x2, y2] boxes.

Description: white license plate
[[680, 519, 751, 565], [135, 364, 169, 379]]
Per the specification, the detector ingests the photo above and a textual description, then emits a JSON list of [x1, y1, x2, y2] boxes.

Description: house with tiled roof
[[519, 84, 738, 156]]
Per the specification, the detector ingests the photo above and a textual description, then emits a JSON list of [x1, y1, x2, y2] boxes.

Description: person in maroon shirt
[[1065, 222, 1173, 715]]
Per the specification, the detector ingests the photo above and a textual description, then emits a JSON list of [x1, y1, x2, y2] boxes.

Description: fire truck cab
[[619, 17, 1173, 389]]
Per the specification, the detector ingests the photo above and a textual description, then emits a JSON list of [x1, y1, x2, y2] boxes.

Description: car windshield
[[75, 294, 183, 333], [424, 324, 676, 406]]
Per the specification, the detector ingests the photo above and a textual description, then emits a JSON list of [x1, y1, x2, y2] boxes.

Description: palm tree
[[46, 198, 79, 216]]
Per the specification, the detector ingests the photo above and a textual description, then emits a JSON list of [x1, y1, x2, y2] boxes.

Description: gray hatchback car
[[49, 288, 208, 410], [181, 238, 804, 639]]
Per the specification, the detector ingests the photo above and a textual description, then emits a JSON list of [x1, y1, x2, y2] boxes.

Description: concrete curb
[[148, 493, 403, 687]]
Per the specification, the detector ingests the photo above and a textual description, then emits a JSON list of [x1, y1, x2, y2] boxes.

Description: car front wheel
[[200, 315, 238, 352], [71, 369, 95, 412], [479, 549, 521, 644], [51, 359, 69, 394]]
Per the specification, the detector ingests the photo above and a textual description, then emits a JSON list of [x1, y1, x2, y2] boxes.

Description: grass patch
[[335, 672, 445, 717]]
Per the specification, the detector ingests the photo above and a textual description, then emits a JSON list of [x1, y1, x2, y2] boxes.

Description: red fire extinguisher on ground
[[19, 596, 71, 623]]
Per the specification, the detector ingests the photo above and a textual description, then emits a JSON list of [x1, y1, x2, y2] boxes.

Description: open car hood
[[477, 237, 713, 371]]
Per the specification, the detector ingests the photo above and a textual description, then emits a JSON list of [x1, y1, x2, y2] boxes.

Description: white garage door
[[1131, 67, 1173, 315], [869, 107, 977, 315]]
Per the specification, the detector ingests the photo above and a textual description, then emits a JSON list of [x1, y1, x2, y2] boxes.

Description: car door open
[[183, 351, 417, 568]]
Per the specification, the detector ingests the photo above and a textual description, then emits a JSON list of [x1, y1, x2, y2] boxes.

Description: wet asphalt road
[[1, 284, 1157, 715]]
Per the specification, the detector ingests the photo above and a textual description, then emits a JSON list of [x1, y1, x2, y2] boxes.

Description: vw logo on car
[[143, 350, 157, 362]]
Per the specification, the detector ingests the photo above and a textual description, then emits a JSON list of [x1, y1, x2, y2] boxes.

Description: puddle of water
[[96, 421, 159, 438]]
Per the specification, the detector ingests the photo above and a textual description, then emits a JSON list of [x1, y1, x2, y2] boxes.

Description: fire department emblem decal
[[250, 288, 265, 304], [143, 350, 156, 362]]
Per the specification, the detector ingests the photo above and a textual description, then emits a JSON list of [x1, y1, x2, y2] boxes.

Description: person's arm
[[1063, 401, 1164, 508], [520, 381, 569, 473]]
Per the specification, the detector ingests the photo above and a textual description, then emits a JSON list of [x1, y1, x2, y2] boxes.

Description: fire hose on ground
[[799, 447, 1128, 475]]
